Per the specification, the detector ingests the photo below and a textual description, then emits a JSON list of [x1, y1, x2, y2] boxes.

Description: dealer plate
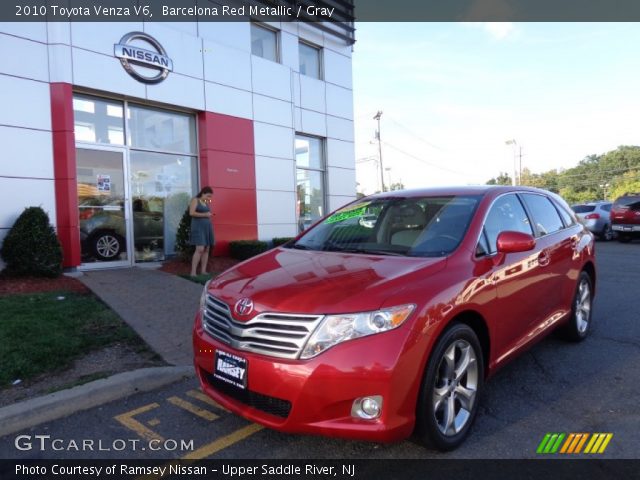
[[214, 350, 247, 390]]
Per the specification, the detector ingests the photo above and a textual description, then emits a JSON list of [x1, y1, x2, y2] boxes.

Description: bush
[[1, 207, 62, 277], [272, 237, 295, 247], [174, 208, 195, 261], [229, 240, 268, 260]]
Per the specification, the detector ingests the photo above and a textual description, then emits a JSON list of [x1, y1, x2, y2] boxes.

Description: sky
[[352, 23, 640, 194]]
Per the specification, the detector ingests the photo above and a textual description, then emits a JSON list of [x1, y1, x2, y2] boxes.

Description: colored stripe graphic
[[537, 433, 565, 454], [538, 433, 613, 454]]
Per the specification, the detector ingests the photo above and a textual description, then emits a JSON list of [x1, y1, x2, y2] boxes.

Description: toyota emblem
[[234, 298, 254, 316]]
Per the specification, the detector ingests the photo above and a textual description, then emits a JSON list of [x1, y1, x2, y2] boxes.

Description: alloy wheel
[[96, 235, 121, 259], [432, 339, 479, 436], [575, 278, 591, 334]]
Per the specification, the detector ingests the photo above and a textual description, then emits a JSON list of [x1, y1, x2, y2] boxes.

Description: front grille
[[203, 370, 291, 419], [202, 295, 324, 359]]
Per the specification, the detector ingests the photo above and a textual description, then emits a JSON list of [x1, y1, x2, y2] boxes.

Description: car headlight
[[199, 280, 212, 321], [300, 304, 415, 359]]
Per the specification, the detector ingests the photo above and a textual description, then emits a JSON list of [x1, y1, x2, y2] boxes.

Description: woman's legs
[[191, 246, 205, 276], [199, 246, 210, 275]]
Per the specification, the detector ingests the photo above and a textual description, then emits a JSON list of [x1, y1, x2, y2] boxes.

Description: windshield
[[287, 195, 482, 257]]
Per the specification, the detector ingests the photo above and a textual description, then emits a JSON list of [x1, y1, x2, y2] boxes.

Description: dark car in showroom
[[79, 197, 163, 261], [193, 186, 596, 450], [611, 193, 640, 242]]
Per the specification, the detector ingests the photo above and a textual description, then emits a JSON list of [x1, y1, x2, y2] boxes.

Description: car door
[[519, 193, 575, 326], [477, 193, 549, 362]]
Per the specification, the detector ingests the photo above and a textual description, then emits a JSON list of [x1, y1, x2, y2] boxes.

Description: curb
[[0, 366, 195, 438]]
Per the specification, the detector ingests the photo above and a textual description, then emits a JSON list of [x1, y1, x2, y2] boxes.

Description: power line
[[381, 140, 475, 178], [385, 115, 445, 151]]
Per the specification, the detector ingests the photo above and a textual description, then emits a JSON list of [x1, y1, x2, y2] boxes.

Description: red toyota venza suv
[[193, 186, 596, 450]]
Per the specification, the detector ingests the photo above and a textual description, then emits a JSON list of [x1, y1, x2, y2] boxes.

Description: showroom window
[[251, 23, 279, 62], [73, 94, 197, 265], [299, 41, 322, 79], [295, 135, 326, 233]]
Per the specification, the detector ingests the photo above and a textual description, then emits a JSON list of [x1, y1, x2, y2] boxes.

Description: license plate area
[[214, 350, 247, 390]]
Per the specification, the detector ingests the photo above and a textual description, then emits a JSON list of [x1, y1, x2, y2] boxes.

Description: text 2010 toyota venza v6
[[193, 186, 596, 450]]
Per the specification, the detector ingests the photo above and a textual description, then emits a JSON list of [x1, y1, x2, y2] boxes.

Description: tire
[[559, 271, 593, 342], [415, 323, 484, 451], [617, 234, 632, 243], [600, 224, 613, 241], [91, 231, 124, 261]]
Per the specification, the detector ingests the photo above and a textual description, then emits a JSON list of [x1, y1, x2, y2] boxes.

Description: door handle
[[538, 250, 550, 267]]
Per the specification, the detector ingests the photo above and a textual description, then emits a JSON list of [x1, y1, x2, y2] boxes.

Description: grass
[[0, 291, 146, 387]]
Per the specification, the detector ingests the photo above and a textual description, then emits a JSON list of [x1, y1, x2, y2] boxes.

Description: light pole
[[505, 139, 522, 186], [374, 111, 385, 192]]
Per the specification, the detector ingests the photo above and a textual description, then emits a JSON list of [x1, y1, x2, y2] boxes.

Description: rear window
[[572, 205, 596, 213], [614, 196, 640, 211]]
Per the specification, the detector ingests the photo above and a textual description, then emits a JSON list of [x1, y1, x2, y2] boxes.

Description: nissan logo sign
[[114, 32, 173, 84], [234, 298, 254, 317]]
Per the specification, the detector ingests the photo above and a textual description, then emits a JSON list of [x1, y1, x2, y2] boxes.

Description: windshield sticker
[[325, 202, 371, 224]]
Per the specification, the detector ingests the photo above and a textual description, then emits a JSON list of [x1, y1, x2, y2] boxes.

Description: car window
[[521, 193, 565, 236], [572, 205, 595, 213], [615, 196, 640, 211], [482, 194, 533, 254], [601, 203, 612, 212], [554, 200, 576, 227]]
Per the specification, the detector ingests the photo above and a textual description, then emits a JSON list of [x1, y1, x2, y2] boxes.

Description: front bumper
[[192, 311, 421, 443]]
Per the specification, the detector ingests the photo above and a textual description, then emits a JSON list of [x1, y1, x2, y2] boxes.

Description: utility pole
[[374, 111, 385, 192]]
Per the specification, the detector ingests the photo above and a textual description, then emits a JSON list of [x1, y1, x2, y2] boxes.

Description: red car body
[[193, 186, 596, 445]]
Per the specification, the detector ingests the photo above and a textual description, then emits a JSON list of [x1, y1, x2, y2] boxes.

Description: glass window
[[555, 201, 576, 227], [295, 136, 323, 169], [290, 195, 481, 257], [295, 134, 325, 233], [601, 203, 612, 212], [127, 104, 196, 154], [299, 42, 321, 79], [572, 205, 596, 213], [483, 194, 533, 254], [521, 193, 565, 236], [251, 23, 278, 62], [130, 151, 198, 260], [73, 95, 124, 145]]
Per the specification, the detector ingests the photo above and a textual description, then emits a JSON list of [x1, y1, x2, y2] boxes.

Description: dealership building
[[0, 11, 355, 269]]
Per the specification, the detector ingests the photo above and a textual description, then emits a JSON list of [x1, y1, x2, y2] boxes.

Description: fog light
[[351, 395, 383, 420]]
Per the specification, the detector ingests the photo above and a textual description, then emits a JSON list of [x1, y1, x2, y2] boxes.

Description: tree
[[486, 172, 512, 185]]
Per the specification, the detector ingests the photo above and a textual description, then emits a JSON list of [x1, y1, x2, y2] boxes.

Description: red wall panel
[[198, 111, 258, 256], [50, 83, 80, 268]]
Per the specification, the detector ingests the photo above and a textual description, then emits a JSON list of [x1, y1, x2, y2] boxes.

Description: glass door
[[77, 147, 131, 267]]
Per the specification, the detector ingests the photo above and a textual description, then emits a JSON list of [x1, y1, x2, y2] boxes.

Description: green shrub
[[272, 237, 295, 247], [1, 207, 62, 277], [174, 208, 195, 261], [229, 240, 268, 260]]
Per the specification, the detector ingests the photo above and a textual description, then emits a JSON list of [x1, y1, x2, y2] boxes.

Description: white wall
[[0, 20, 355, 253]]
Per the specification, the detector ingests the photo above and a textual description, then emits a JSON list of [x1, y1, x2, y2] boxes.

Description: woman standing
[[189, 186, 215, 276]]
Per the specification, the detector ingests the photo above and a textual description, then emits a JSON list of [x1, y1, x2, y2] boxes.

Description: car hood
[[207, 248, 447, 319]]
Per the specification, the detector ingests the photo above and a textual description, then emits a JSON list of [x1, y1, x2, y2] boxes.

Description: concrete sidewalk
[[79, 267, 204, 366]]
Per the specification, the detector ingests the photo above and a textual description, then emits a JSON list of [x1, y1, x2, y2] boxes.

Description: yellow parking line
[[114, 403, 163, 443], [182, 423, 264, 460], [186, 389, 230, 412], [167, 396, 219, 421], [147, 419, 161, 427]]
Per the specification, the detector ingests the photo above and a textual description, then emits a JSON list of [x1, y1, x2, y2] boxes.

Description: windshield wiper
[[323, 245, 406, 256], [288, 243, 314, 250]]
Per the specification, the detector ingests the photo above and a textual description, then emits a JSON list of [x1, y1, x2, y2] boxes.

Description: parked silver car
[[572, 201, 614, 240]]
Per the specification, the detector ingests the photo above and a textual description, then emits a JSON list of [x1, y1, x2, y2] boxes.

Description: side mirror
[[496, 231, 535, 254]]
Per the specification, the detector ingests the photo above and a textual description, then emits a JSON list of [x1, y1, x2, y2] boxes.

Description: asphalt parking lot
[[1, 241, 638, 460]]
